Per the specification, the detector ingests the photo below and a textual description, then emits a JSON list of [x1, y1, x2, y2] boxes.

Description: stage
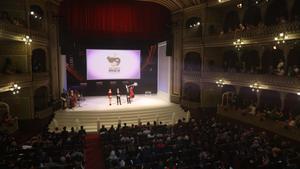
[[67, 94, 174, 111], [49, 94, 186, 132]]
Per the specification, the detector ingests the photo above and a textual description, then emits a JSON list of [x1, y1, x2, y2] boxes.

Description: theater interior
[[1, 0, 300, 169]]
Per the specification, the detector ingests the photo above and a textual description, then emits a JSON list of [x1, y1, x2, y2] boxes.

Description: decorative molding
[[182, 71, 300, 94]]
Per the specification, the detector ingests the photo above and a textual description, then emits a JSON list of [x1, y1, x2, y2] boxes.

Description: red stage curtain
[[60, 0, 171, 40]]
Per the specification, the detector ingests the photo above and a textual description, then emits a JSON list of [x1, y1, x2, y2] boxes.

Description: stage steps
[[48, 104, 187, 132]]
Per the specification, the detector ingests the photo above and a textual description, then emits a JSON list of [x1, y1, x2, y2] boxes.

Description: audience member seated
[[100, 118, 300, 169], [0, 126, 86, 169]]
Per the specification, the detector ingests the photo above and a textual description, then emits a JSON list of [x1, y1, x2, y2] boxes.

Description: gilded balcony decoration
[[0, 74, 31, 85], [183, 71, 300, 94], [204, 22, 300, 46]]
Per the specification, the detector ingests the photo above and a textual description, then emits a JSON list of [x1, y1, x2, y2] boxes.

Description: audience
[[0, 126, 86, 169], [101, 118, 300, 169]]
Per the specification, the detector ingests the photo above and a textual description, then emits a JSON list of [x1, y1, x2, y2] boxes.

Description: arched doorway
[[34, 86, 49, 113], [186, 17, 201, 29], [32, 48, 46, 73], [30, 5, 44, 30], [223, 10, 240, 33], [259, 90, 281, 110], [292, 0, 300, 22], [287, 45, 300, 77], [265, 0, 288, 26], [284, 93, 300, 117], [238, 87, 257, 109], [243, 5, 262, 28], [261, 48, 273, 74], [184, 52, 201, 71], [221, 85, 236, 106], [183, 83, 200, 102], [223, 50, 238, 72], [241, 49, 259, 73]]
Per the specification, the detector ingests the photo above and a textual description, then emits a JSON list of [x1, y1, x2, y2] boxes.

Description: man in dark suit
[[116, 88, 121, 105]]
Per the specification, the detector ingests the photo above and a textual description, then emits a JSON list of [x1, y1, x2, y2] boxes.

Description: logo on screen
[[107, 56, 121, 72]]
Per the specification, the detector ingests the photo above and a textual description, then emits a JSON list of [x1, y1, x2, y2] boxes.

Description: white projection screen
[[86, 49, 141, 80]]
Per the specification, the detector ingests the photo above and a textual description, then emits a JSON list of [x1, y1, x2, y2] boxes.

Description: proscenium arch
[[184, 52, 202, 71]]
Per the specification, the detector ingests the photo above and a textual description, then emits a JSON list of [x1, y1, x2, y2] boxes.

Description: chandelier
[[9, 83, 21, 95], [249, 82, 261, 92]]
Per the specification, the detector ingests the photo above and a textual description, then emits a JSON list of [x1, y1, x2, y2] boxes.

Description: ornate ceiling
[[57, 0, 209, 12], [140, 0, 205, 11]]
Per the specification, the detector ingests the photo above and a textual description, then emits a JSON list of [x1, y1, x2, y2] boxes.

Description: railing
[[0, 21, 27, 38], [33, 72, 50, 81], [182, 71, 300, 92], [0, 73, 31, 85], [203, 22, 300, 43], [184, 27, 202, 38]]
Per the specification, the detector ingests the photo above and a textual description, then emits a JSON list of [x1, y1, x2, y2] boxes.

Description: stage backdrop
[[86, 49, 141, 80], [65, 41, 158, 96]]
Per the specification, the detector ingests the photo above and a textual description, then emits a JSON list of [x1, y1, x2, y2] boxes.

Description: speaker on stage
[[166, 39, 173, 57], [79, 82, 87, 101]]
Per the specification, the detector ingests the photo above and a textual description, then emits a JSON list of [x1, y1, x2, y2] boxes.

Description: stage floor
[[64, 94, 173, 112], [51, 94, 186, 132]]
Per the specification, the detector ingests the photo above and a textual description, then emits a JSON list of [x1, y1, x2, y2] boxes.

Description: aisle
[[85, 134, 105, 169]]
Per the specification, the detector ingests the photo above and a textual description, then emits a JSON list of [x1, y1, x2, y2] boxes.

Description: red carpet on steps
[[85, 134, 106, 169]]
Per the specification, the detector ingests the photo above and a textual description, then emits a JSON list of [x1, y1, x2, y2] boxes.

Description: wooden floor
[[218, 107, 300, 142]]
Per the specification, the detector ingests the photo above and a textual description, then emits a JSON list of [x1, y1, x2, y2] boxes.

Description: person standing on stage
[[116, 88, 121, 105], [125, 85, 131, 104], [108, 89, 112, 106], [127, 95, 131, 104], [129, 86, 135, 99]]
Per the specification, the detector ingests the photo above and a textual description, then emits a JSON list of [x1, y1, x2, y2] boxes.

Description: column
[[170, 13, 184, 103]]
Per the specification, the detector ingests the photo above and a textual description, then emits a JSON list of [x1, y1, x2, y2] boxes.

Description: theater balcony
[[183, 71, 300, 94], [204, 22, 300, 47]]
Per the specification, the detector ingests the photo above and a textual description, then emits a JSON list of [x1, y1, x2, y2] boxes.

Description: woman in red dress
[[108, 89, 112, 106], [129, 86, 134, 99], [69, 90, 77, 108]]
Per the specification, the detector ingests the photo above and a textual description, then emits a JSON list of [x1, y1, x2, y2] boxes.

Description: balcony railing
[[33, 72, 50, 81], [182, 71, 300, 93], [0, 73, 31, 85], [203, 22, 300, 44], [0, 21, 27, 39]]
